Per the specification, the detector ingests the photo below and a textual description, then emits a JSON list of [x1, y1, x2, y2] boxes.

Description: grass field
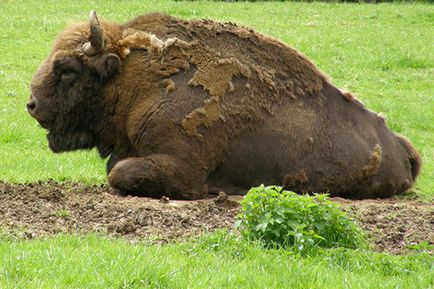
[[0, 1, 433, 288], [1, 233, 433, 289]]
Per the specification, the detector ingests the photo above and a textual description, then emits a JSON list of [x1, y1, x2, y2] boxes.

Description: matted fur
[[28, 13, 421, 199]]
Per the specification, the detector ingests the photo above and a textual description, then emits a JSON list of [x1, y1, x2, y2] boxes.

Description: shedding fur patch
[[116, 29, 191, 60], [181, 49, 251, 137], [341, 90, 356, 102], [117, 29, 163, 58], [188, 53, 251, 98], [284, 170, 308, 187], [181, 96, 223, 137], [162, 78, 176, 94], [110, 15, 329, 140], [360, 144, 382, 177], [252, 64, 276, 88]]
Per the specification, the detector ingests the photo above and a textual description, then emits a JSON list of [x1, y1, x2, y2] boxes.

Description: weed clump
[[236, 185, 367, 252]]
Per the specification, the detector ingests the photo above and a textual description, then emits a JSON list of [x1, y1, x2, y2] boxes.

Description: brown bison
[[28, 11, 421, 199]]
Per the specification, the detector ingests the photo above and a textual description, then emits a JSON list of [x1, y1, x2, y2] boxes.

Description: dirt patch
[[0, 182, 432, 254], [337, 198, 433, 254]]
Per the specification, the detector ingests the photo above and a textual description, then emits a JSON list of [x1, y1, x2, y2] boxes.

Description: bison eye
[[54, 56, 82, 84], [60, 71, 77, 83]]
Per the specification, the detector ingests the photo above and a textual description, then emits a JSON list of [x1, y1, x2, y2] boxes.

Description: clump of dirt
[[0, 181, 432, 254]]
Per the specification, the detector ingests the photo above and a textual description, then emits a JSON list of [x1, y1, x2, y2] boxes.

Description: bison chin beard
[[47, 130, 97, 153]]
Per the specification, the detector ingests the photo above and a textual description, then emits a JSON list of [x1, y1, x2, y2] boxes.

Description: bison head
[[27, 11, 120, 154]]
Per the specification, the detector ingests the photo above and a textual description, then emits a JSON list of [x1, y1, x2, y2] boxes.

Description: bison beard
[[28, 11, 421, 200], [45, 82, 104, 153], [47, 131, 96, 153]]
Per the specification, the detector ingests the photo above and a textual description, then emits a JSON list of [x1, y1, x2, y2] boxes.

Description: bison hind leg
[[108, 154, 207, 200]]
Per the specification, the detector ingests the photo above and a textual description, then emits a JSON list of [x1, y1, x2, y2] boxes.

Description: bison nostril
[[27, 101, 36, 111]]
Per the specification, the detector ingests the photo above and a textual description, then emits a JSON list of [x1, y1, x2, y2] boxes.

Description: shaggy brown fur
[[28, 12, 421, 199]]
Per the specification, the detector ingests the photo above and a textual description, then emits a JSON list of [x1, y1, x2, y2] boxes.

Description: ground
[[1, 182, 432, 255]]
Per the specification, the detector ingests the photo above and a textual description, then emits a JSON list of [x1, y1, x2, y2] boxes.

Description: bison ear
[[90, 53, 120, 82]]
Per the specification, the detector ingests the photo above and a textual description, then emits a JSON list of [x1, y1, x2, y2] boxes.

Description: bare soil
[[0, 181, 432, 254]]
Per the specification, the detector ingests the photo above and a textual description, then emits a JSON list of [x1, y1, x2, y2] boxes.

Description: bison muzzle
[[28, 11, 421, 199]]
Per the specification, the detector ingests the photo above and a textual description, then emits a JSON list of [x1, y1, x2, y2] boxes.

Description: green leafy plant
[[236, 185, 367, 252]]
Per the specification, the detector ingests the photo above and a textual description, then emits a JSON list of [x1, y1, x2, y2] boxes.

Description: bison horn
[[83, 10, 104, 56]]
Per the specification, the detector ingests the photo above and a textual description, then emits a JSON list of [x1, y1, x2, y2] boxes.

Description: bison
[[27, 11, 421, 199]]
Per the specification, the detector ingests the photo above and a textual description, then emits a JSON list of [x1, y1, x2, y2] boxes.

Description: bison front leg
[[108, 154, 207, 199]]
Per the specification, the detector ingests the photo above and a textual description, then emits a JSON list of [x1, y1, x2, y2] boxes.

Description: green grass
[[0, 232, 432, 289], [0, 1, 432, 198]]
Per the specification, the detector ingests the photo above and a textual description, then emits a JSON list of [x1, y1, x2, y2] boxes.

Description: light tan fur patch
[[116, 29, 191, 60], [284, 170, 309, 187], [162, 78, 176, 94], [117, 29, 164, 58], [340, 89, 356, 102], [181, 96, 223, 137], [188, 49, 251, 98], [360, 144, 382, 177]]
